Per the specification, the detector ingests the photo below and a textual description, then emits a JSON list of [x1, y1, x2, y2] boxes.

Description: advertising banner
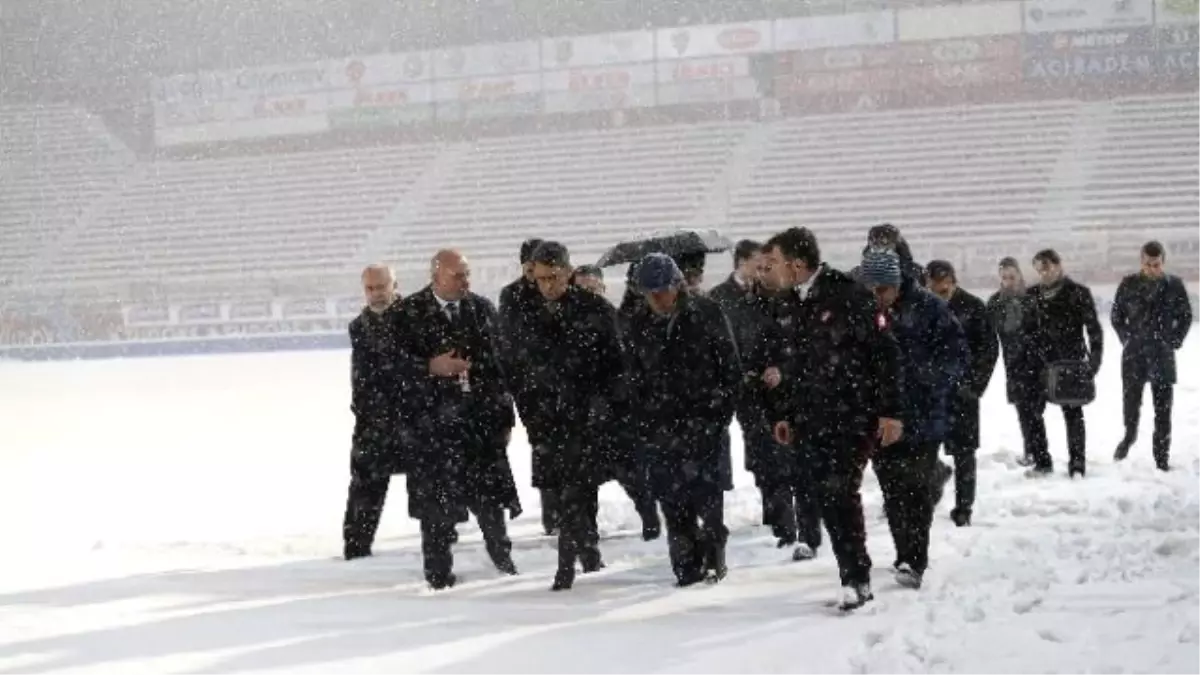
[[655, 56, 764, 105], [1156, 0, 1200, 25], [897, 2, 1021, 40], [655, 21, 772, 60], [773, 11, 894, 51], [1023, 0, 1154, 33], [1023, 27, 1152, 81], [434, 72, 542, 121], [542, 63, 657, 113], [540, 30, 655, 69], [432, 40, 540, 79]]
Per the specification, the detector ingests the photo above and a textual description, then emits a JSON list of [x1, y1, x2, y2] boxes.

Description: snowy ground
[[1, 328, 1197, 673]]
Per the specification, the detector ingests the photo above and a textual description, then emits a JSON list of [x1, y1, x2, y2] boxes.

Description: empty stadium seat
[[0, 104, 133, 284]]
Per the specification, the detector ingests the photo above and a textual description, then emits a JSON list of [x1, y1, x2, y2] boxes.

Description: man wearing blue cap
[[625, 253, 742, 586], [860, 249, 967, 591]]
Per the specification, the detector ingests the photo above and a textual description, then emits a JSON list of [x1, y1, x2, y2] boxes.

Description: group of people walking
[[341, 224, 1192, 611]]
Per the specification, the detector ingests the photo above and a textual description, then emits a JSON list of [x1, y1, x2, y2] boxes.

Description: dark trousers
[[612, 464, 660, 529], [1122, 373, 1174, 466], [804, 437, 872, 587], [944, 442, 976, 516], [659, 478, 727, 583], [552, 484, 601, 572], [540, 488, 560, 534], [874, 441, 938, 575], [420, 502, 512, 585], [342, 456, 391, 552], [1017, 398, 1086, 473], [762, 469, 822, 550]]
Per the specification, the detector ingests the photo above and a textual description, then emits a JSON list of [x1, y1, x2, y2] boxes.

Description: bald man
[[344, 264, 405, 560], [395, 250, 522, 589]]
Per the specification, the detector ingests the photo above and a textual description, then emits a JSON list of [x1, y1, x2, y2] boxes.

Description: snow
[[1, 328, 1197, 673]]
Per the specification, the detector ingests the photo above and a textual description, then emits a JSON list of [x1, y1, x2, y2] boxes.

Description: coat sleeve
[[966, 300, 999, 397], [862, 292, 904, 422], [474, 298, 516, 431], [1079, 285, 1104, 375], [1166, 277, 1193, 350], [1110, 277, 1132, 346], [706, 307, 744, 425], [349, 319, 367, 416]]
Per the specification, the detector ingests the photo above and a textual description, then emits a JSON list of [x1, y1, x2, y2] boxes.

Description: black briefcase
[[1044, 360, 1095, 407]]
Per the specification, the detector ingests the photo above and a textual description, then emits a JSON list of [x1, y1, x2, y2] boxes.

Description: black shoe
[[792, 543, 817, 561], [894, 563, 923, 590], [1114, 438, 1133, 461], [1025, 465, 1053, 478], [551, 568, 574, 591], [1157, 461, 1171, 472], [428, 573, 457, 591], [1068, 462, 1086, 479], [642, 519, 661, 542], [1017, 454, 1035, 468], [950, 509, 971, 527], [838, 583, 873, 611], [676, 568, 707, 588], [705, 544, 728, 581], [493, 555, 519, 576], [580, 549, 606, 574], [343, 543, 372, 560]]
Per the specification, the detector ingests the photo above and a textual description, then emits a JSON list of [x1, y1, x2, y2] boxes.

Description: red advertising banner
[[776, 35, 1022, 114]]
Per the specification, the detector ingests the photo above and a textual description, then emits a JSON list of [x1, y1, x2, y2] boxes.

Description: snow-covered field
[[1, 329, 1197, 673]]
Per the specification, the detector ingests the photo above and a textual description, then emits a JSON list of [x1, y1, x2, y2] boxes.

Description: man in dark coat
[[498, 238, 557, 534], [986, 257, 1038, 467], [525, 241, 626, 591], [1111, 241, 1193, 471], [1022, 249, 1104, 478], [763, 228, 905, 612], [862, 251, 967, 590], [926, 260, 998, 527], [711, 240, 807, 553], [343, 264, 406, 561], [626, 253, 742, 586], [396, 250, 521, 590], [573, 263, 661, 540]]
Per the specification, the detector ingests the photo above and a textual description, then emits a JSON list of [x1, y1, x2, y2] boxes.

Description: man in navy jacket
[[860, 250, 967, 591]]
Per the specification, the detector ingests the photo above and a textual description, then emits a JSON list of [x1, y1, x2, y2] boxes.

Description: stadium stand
[[35, 143, 444, 298], [0, 104, 134, 286], [1076, 93, 1200, 242], [379, 122, 751, 271], [723, 99, 1083, 265]]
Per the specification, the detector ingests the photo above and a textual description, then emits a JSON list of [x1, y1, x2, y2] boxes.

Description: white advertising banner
[[541, 30, 655, 69], [542, 63, 657, 112], [655, 21, 772, 60], [773, 11, 895, 51], [1023, 0, 1154, 33], [432, 40, 540, 78], [898, 2, 1021, 40], [433, 72, 542, 103], [655, 55, 762, 104]]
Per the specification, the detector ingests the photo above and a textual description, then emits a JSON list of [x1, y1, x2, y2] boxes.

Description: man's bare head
[[361, 264, 396, 312], [431, 249, 470, 301]]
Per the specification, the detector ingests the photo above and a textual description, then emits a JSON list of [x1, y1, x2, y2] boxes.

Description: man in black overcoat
[[343, 264, 407, 560], [763, 227, 905, 612], [1111, 240, 1193, 470], [926, 260, 998, 527], [1022, 249, 1104, 478], [396, 250, 521, 590], [626, 253, 742, 586], [524, 242, 626, 591], [986, 257, 1037, 467]]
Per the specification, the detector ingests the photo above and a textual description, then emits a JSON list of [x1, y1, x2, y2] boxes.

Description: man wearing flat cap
[[624, 253, 742, 586]]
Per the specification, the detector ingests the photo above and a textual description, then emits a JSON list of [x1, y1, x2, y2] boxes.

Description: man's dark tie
[[446, 302, 460, 327]]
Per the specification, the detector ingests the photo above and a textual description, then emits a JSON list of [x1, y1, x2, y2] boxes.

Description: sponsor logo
[[345, 60, 366, 85], [931, 41, 983, 62], [672, 30, 691, 56], [1052, 30, 1132, 50], [716, 26, 762, 51], [823, 49, 865, 69]]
